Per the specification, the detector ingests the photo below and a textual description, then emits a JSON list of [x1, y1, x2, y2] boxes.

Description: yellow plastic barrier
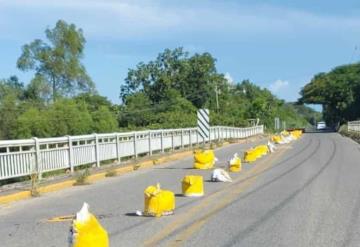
[[193, 149, 216, 169], [144, 183, 175, 217], [281, 130, 290, 136], [244, 145, 269, 163], [255, 145, 269, 157], [229, 153, 241, 172], [271, 135, 283, 144], [289, 130, 302, 140], [182, 175, 204, 197], [70, 203, 109, 247], [244, 149, 258, 163]]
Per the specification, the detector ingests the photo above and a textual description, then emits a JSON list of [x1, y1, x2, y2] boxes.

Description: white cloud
[[269, 79, 289, 93], [224, 72, 235, 84], [1, 0, 360, 41]]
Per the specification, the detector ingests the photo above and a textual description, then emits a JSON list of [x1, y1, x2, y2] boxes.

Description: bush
[[74, 168, 91, 186], [338, 124, 360, 143]]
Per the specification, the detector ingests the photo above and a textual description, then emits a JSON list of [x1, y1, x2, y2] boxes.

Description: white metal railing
[[0, 125, 264, 180], [348, 121, 360, 132]]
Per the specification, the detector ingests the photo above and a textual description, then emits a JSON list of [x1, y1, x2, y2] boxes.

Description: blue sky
[[1, 0, 360, 110]]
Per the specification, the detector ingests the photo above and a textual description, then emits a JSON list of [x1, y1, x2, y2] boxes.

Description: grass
[[30, 173, 40, 197], [73, 168, 91, 186], [105, 169, 117, 177], [133, 163, 141, 170], [152, 159, 160, 165]]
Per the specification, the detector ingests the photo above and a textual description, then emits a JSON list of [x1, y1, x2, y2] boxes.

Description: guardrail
[[348, 121, 360, 132], [0, 125, 263, 180]]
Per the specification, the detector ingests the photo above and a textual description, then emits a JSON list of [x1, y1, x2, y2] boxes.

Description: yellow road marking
[[47, 215, 75, 222], [0, 149, 194, 205], [144, 146, 289, 247]]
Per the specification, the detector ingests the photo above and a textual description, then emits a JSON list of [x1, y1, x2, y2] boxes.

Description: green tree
[[46, 99, 93, 136], [121, 47, 226, 109], [0, 94, 20, 139], [24, 74, 52, 104], [0, 76, 25, 139], [15, 107, 51, 138], [300, 63, 360, 125], [17, 20, 94, 101], [91, 106, 118, 133], [0, 76, 25, 100]]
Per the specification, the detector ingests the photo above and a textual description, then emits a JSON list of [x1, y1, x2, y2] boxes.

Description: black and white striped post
[[197, 109, 210, 145]]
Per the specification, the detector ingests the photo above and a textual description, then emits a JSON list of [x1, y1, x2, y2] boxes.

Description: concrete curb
[[0, 141, 235, 205]]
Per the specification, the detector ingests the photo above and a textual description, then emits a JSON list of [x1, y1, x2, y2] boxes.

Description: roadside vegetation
[[299, 63, 360, 126], [338, 124, 360, 143], [0, 20, 317, 141]]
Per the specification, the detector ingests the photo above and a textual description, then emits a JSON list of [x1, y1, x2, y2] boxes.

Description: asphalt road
[[1, 133, 360, 247]]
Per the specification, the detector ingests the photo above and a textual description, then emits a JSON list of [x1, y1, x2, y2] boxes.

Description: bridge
[[1, 123, 360, 247]]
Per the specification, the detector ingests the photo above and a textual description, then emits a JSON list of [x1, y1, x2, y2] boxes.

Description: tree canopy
[[0, 20, 315, 140], [299, 63, 360, 125], [17, 20, 94, 101], [120, 48, 313, 130]]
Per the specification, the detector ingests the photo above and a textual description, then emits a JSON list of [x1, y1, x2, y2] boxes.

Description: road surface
[[1, 133, 360, 247]]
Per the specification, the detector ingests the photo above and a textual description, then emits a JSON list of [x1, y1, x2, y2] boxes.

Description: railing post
[[218, 127, 221, 142], [161, 130, 164, 153], [67, 135, 74, 173], [133, 132, 138, 159], [94, 134, 100, 167], [171, 130, 174, 150], [196, 130, 199, 146], [148, 131, 152, 156], [181, 130, 184, 149], [116, 133, 121, 163], [32, 137, 42, 179], [189, 129, 192, 148]]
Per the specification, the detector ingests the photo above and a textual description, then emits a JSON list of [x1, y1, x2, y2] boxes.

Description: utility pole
[[215, 85, 220, 112]]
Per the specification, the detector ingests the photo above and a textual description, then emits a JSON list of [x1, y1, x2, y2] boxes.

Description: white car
[[316, 121, 326, 130]]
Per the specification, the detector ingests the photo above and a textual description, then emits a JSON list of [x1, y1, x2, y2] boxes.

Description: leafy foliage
[[0, 21, 313, 140], [17, 20, 94, 101], [120, 48, 312, 131], [300, 63, 360, 125]]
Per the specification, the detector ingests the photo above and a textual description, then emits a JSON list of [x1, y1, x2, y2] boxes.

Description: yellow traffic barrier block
[[244, 149, 258, 163], [281, 130, 290, 136], [255, 145, 269, 157], [144, 183, 175, 217], [289, 130, 302, 140], [271, 135, 283, 144], [229, 153, 242, 172], [193, 149, 216, 169], [69, 202, 109, 247], [182, 175, 204, 197]]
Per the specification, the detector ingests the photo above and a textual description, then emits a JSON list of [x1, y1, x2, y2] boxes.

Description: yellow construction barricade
[[271, 135, 283, 144], [290, 130, 302, 139], [69, 203, 109, 247], [281, 130, 290, 136], [229, 153, 242, 172], [255, 145, 269, 157], [244, 148, 258, 163], [182, 175, 204, 197], [193, 149, 216, 169], [144, 183, 175, 217]]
